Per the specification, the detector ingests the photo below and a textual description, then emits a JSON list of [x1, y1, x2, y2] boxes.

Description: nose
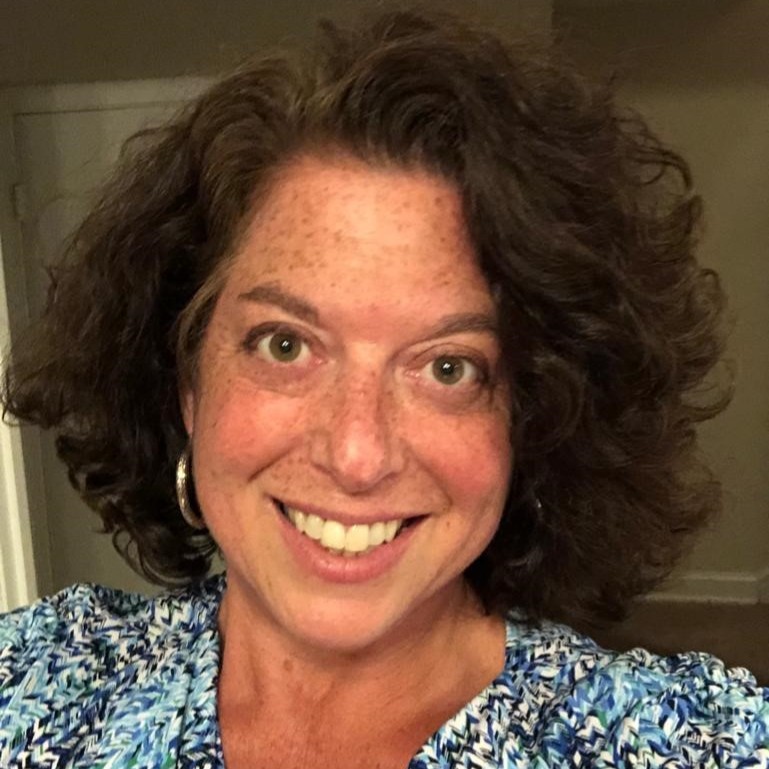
[[309, 367, 404, 493]]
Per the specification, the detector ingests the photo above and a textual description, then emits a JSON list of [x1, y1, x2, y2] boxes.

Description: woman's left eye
[[424, 355, 484, 387], [255, 330, 310, 364]]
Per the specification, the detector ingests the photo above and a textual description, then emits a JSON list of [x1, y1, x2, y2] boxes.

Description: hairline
[[175, 145, 469, 396]]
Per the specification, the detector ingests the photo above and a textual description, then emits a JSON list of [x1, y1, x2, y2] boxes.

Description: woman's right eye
[[254, 330, 310, 364]]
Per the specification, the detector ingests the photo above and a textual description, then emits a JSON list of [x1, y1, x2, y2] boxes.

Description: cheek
[[413, 411, 513, 511], [192, 378, 307, 485]]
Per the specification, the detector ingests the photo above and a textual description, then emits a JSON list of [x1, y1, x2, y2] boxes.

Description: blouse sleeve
[[0, 604, 26, 690], [551, 647, 769, 767]]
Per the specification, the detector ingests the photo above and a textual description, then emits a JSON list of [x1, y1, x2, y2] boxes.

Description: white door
[[1, 80, 207, 608]]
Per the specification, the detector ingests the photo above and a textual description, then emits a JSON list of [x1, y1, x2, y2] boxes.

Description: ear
[[181, 387, 196, 438]]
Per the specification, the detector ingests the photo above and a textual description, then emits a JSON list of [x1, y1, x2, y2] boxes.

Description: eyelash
[[241, 324, 492, 391], [241, 323, 312, 362], [420, 354, 489, 389]]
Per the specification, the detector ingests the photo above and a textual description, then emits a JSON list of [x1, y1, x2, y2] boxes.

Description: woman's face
[[184, 155, 512, 652]]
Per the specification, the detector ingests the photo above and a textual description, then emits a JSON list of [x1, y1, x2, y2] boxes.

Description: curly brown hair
[[2, 8, 729, 625]]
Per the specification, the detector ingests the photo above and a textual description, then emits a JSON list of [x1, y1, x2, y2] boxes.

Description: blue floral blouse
[[1, 574, 768, 767]]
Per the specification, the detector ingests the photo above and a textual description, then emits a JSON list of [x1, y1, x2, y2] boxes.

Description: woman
[[1, 8, 767, 768]]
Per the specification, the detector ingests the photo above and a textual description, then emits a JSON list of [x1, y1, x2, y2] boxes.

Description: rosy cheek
[[194, 379, 306, 478], [412, 413, 512, 508]]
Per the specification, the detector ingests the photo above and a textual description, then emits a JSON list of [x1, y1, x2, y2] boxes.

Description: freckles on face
[[185, 154, 514, 649], [191, 370, 310, 491], [406, 394, 512, 521], [246, 166, 469, 296], [192, 154, 514, 510]]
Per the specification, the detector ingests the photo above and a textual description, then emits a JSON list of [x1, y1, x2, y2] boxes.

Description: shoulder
[[416, 616, 769, 767], [0, 575, 224, 765], [1, 575, 224, 677], [500, 616, 769, 766]]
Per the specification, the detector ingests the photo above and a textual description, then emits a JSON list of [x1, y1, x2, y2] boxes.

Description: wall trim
[[759, 568, 769, 604], [0, 235, 39, 611], [646, 569, 769, 605]]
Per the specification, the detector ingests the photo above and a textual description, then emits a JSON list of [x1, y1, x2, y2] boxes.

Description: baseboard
[[646, 568, 769, 605], [759, 568, 769, 603]]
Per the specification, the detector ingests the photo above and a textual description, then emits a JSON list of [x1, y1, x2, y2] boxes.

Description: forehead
[[252, 155, 463, 237], [224, 154, 494, 314]]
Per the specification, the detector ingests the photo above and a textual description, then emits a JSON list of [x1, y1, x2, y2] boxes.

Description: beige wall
[[4, 0, 766, 597], [0, 0, 551, 86], [556, 0, 769, 587], [1, 2, 551, 598]]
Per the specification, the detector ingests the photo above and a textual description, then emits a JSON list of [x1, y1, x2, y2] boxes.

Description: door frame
[[0, 77, 208, 610]]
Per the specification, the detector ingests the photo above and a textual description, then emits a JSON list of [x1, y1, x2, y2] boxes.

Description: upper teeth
[[285, 506, 403, 555]]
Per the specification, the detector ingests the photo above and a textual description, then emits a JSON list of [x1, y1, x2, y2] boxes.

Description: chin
[[276, 590, 425, 656]]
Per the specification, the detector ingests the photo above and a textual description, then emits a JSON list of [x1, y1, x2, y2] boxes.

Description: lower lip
[[274, 500, 424, 584]]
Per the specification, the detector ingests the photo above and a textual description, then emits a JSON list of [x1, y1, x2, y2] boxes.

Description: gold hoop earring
[[176, 445, 206, 530]]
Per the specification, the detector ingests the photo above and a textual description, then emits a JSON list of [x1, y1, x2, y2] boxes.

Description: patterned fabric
[[1, 574, 768, 767]]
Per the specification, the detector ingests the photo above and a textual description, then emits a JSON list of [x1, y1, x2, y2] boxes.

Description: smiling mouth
[[274, 500, 421, 557]]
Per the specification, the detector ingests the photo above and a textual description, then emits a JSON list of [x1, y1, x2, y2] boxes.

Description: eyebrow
[[420, 312, 498, 341], [238, 284, 319, 324], [237, 283, 497, 339]]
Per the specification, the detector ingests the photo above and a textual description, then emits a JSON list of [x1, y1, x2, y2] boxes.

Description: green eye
[[260, 331, 306, 363], [431, 356, 467, 385]]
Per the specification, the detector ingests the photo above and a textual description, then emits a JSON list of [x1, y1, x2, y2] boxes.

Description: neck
[[216, 572, 505, 727]]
